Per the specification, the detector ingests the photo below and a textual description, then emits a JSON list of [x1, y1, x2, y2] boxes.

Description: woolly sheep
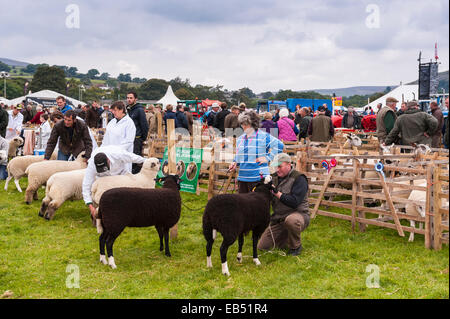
[[24, 152, 87, 204], [96, 174, 182, 269], [90, 157, 160, 208], [202, 175, 273, 276], [38, 169, 86, 220], [4, 153, 57, 192], [8, 136, 23, 158]]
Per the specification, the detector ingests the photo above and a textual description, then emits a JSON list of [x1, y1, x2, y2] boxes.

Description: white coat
[[39, 120, 52, 149], [82, 145, 145, 205], [101, 114, 136, 153], [6, 111, 23, 140]]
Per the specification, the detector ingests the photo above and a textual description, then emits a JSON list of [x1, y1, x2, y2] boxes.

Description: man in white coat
[[101, 101, 136, 153], [82, 145, 145, 221], [6, 105, 24, 140]]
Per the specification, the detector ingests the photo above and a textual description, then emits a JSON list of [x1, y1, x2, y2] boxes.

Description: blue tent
[[286, 98, 332, 113]]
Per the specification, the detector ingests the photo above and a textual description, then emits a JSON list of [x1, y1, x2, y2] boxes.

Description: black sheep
[[97, 175, 181, 269], [202, 176, 273, 276]]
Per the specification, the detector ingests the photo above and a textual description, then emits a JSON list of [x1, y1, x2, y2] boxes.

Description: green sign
[[156, 147, 203, 193]]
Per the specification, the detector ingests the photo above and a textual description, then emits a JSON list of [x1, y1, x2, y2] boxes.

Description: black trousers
[[132, 137, 144, 174]]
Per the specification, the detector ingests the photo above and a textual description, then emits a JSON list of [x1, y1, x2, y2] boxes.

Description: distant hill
[[306, 86, 396, 97], [0, 58, 30, 67]]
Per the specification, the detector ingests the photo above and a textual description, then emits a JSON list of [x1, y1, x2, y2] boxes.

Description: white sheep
[[38, 169, 86, 220], [4, 153, 57, 192], [91, 157, 160, 207], [24, 152, 87, 204], [8, 136, 24, 158]]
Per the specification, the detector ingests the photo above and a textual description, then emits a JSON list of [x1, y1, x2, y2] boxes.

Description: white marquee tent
[[364, 84, 418, 110], [7, 90, 87, 107], [157, 85, 180, 108]]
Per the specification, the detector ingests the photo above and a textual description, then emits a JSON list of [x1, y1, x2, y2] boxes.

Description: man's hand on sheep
[[88, 204, 97, 219], [228, 162, 237, 172]]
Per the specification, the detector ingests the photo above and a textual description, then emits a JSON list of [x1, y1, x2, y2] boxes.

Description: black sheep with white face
[[202, 175, 274, 276], [97, 175, 182, 269]]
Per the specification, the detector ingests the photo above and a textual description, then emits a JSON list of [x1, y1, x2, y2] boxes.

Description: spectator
[[0, 103, 8, 138], [342, 106, 362, 129], [207, 103, 220, 127], [38, 113, 52, 150], [385, 101, 438, 147], [272, 108, 280, 122], [397, 102, 407, 117], [213, 102, 230, 135], [376, 103, 382, 113], [430, 101, 444, 148], [260, 112, 277, 136], [44, 110, 93, 161], [101, 101, 136, 154], [224, 105, 241, 132], [0, 135, 8, 179], [239, 102, 246, 113], [22, 104, 34, 123], [175, 104, 189, 131], [257, 153, 310, 256], [85, 104, 100, 129], [308, 106, 334, 142], [147, 105, 157, 135], [126, 91, 149, 174], [322, 103, 332, 117], [91, 100, 104, 128], [297, 107, 312, 141], [6, 105, 23, 140], [184, 106, 194, 136], [444, 98, 449, 149], [56, 96, 73, 114], [277, 108, 298, 142], [228, 110, 284, 194], [163, 104, 177, 131], [29, 106, 45, 125], [100, 104, 114, 128], [78, 104, 88, 120], [376, 97, 398, 144]]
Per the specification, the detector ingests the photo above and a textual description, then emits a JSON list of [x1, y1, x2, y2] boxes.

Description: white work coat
[[39, 120, 52, 149], [101, 114, 136, 153], [6, 111, 23, 140], [82, 145, 145, 205]]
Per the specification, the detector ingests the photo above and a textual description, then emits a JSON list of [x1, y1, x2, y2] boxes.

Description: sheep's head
[[412, 143, 432, 156], [11, 136, 24, 147], [346, 133, 362, 147], [253, 175, 275, 195], [142, 157, 161, 172], [380, 143, 394, 155], [155, 174, 182, 190]]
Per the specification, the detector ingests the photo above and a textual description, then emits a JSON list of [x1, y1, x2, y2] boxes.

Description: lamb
[[96, 174, 182, 269], [38, 169, 86, 220], [90, 157, 160, 207], [8, 136, 24, 158], [24, 152, 87, 204], [4, 153, 57, 192], [202, 175, 273, 276]]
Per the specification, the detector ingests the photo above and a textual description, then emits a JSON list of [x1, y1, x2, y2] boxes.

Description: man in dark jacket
[[0, 104, 8, 138], [342, 106, 362, 129], [257, 153, 310, 256], [44, 110, 92, 161], [430, 101, 444, 148], [126, 91, 149, 174], [175, 104, 189, 131], [385, 101, 438, 146], [308, 106, 334, 142], [163, 104, 177, 132], [297, 107, 312, 141], [322, 103, 332, 117], [213, 102, 230, 134]]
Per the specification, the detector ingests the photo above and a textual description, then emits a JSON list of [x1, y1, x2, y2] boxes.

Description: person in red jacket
[[29, 106, 44, 125]]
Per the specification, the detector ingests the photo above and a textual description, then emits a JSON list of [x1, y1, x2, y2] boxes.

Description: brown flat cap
[[406, 101, 418, 108], [386, 97, 399, 103]]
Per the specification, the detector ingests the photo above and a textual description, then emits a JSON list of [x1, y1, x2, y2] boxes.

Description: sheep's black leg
[[206, 239, 214, 268], [156, 226, 164, 251], [106, 234, 119, 269], [252, 231, 262, 266], [220, 237, 234, 276], [237, 234, 244, 263], [99, 232, 107, 265], [163, 227, 171, 257]]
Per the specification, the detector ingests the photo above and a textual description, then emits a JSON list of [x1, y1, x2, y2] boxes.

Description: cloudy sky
[[1, 0, 448, 93]]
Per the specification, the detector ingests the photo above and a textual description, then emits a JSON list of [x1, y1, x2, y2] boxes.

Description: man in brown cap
[[376, 97, 398, 143], [385, 100, 438, 146]]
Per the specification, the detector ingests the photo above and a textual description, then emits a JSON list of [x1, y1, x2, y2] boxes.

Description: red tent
[[201, 99, 221, 107], [361, 114, 377, 132]]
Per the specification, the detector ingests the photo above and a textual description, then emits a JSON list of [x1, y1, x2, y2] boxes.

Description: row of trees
[[1, 64, 388, 108]]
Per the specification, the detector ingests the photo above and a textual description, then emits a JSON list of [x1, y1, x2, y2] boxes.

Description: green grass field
[[0, 178, 448, 299]]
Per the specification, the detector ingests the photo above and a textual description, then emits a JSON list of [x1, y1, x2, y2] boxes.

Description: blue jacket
[[60, 104, 73, 114]]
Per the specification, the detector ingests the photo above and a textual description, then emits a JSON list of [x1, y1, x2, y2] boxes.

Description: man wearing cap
[[82, 145, 146, 221], [6, 105, 24, 140], [206, 103, 220, 127], [376, 97, 398, 144], [384, 101, 438, 147], [257, 153, 310, 256], [307, 106, 334, 142], [342, 106, 361, 129]]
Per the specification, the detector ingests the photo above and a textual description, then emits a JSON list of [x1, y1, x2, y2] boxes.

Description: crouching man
[[82, 145, 146, 224], [257, 153, 310, 256]]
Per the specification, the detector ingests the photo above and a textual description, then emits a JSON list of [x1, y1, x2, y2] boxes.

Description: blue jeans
[[0, 164, 7, 180], [57, 150, 73, 161]]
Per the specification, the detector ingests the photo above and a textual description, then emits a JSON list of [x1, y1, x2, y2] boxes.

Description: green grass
[[0, 178, 448, 299]]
